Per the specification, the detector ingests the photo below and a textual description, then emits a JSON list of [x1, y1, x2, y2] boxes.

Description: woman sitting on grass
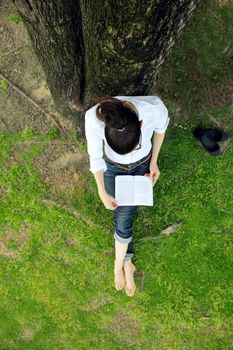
[[85, 95, 170, 296]]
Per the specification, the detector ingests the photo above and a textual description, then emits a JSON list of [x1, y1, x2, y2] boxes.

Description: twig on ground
[[222, 143, 230, 155], [160, 221, 182, 235], [41, 198, 94, 226], [0, 72, 66, 134], [8, 50, 23, 60], [0, 118, 7, 129], [4, 44, 26, 56], [17, 140, 78, 145], [138, 221, 183, 242]]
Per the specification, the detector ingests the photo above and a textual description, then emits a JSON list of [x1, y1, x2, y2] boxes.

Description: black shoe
[[200, 133, 220, 156], [192, 126, 220, 156], [204, 127, 229, 142], [192, 126, 229, 142], [192, 126, 206, 141]]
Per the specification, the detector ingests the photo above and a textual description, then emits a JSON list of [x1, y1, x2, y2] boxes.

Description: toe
[[130, 286, 136, 296], [125, 287, 131, 296], [116, 279, 125, 291], [119, 282, 125, 290]]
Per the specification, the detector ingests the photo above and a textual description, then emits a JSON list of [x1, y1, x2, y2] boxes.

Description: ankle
[[124, 259, 133, 268], [114, 259, 124, 269]]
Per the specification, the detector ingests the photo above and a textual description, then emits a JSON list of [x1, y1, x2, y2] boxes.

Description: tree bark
[[80, 0, 201, 103], [12, 0, 201, 138], [12, 0, 85, 117]]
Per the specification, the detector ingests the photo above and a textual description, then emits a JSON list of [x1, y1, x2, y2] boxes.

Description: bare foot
[[114, 261, 126, 291], [123, 260, 136, 297]]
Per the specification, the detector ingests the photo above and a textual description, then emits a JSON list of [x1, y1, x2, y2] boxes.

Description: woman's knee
[[114, 205, 137, 239]]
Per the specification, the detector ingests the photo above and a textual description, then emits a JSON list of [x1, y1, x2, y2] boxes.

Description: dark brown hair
[[95, 96, 140, 154]]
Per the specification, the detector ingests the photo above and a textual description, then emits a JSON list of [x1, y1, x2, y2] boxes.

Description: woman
[[85, 95, 170, 297]]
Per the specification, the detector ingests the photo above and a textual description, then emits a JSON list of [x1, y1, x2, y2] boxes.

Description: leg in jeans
[[103, 167, 136, 262], [103, 154, 151, 294], [104, 168, 137, 292], [113, 205, 136, 261], [103, 156, 151, 262]]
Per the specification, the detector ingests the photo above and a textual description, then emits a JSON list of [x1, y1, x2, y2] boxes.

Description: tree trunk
[[12, 0, 85, 117], [80, 0, 201, 102], [13, 0, 201, 138]]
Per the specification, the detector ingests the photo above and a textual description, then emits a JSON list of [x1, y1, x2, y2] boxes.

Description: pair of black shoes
[[192, 126, 229, 156]]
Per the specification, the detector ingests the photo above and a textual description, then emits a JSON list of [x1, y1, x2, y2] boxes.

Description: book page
[[115, 175, 153, 206], [134, 176, 153, 206], [115, 175, 134, 206]]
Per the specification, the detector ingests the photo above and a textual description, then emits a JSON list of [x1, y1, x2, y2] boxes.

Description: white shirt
[[84, 95, 170, 174]]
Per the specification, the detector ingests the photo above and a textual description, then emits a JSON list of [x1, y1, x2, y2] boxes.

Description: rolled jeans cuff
[[124, 253, 134, 261], [114, 230, 133, 244]]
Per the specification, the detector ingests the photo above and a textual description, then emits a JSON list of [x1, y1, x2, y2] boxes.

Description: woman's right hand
[[98, 190, 118, 210]]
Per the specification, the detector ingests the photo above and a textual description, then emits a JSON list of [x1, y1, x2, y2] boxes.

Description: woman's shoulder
[[85, 104, 104, 129], [115, 95, 165, 104], [115, 95, 167, 114], [85, 95, 167, 128]]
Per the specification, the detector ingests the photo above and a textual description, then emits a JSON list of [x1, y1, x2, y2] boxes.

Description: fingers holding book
[[144, 162, 160, 186], [99, 191, 118, 210]]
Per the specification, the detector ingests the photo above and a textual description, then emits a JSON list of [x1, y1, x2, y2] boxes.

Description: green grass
[[0, 123, 232, 349], [157, 0, 233, 124], [1, 0, 233, 348]]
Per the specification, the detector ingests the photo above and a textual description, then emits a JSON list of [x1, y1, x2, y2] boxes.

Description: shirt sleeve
[[153, 99, 170, 134], [84, 112, 107, 174]]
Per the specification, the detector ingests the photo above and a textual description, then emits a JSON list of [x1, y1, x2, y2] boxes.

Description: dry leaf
[[160, 222, 182, 236]]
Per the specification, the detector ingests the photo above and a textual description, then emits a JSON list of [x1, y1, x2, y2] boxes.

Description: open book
[[115, 175, 153, 206]]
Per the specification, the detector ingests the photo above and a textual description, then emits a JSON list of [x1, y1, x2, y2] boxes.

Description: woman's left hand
[[144, 161, 160, 186]]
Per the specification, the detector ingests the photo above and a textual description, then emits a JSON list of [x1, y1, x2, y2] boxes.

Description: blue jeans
[[103, 151, 152, 262]]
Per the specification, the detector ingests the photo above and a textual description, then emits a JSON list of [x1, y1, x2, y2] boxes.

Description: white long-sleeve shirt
[[84, 95, 170, 174]]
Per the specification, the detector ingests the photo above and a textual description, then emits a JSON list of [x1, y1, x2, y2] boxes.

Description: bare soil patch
[[107, 309, 142, 345], [31, 142, 90, 197], [0, 223, 31, 260]]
